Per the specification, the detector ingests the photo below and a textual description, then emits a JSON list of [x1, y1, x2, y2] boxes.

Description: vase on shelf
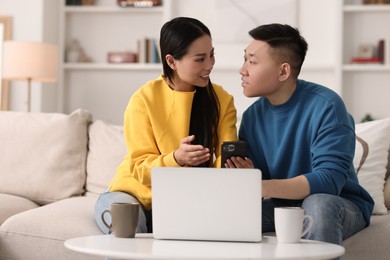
[[66, 39, 82, 63]]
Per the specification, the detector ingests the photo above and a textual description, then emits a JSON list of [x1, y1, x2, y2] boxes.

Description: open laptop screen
[[151, 167, 262, 242]]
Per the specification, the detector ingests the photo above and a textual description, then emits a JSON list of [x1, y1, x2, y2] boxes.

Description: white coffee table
[[64, 234, 345, 259]]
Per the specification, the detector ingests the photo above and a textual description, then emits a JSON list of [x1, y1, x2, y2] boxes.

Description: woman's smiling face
[[170, 34, 215, 91]]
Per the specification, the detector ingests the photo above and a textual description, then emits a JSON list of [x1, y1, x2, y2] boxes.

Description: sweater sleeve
[[124, 94, 180, 187], [304, 123, 356, 195]]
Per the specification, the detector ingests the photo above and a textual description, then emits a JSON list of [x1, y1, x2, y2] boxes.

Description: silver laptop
[[151, 167, 262, 242]]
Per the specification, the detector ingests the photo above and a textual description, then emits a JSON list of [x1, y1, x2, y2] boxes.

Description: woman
[[95, 17, 238, 234]]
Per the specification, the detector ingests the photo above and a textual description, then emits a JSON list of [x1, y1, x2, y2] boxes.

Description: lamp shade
[[2, 41, 57, 82]]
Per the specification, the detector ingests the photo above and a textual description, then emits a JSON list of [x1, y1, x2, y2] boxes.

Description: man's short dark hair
[[249, 23, 308, 78]]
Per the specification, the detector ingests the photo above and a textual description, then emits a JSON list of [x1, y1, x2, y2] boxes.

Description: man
[[226, 23, 374, 245]]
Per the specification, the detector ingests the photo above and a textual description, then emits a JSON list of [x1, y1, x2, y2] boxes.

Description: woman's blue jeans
[[262, 193, 367, 246], [95, 191, 150, 234]]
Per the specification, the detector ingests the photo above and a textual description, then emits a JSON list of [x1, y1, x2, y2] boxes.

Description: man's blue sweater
[[239, 79, 374, 225]]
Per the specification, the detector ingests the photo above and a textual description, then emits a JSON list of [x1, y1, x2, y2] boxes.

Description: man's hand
[[225, 156, 254, 168], [174, 135, 210, 166]]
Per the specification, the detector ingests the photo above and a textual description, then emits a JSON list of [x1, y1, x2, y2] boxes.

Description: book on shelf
[[386, 37, 390, 66], [378, 39, 384, 63], [137, 37, 161, 64]]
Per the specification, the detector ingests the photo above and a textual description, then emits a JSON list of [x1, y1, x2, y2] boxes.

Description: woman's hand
[[224, 156, 254, 168], [174, 135, 210, 166]]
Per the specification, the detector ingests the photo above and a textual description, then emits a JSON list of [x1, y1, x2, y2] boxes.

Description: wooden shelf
[[64, 6, 164, 14], [344, 5, 390, 12], [343, 64, 390, 72], [64, 62, 162, 71]]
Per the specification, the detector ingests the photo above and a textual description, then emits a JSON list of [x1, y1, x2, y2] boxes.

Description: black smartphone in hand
[[221, 141, 247, 168]]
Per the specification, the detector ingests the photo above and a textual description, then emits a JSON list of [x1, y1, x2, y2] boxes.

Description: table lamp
[[2, 41, 57, 112]]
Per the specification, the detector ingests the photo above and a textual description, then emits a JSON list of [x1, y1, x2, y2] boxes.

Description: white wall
[[299, 0, 340, 94], [171, 0, 298, 44], [41, 0, 60, 112], [0, 0, 59, 112]]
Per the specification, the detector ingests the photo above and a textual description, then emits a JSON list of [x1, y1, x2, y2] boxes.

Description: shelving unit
[[340, 0, 390, 122], [58, 0, 171, 123], [56, 0, 390, 124]]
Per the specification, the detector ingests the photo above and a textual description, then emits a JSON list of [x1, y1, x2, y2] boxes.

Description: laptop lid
[[151, 167, 262, 242]]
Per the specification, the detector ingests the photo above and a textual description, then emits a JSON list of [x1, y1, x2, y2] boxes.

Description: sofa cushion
[[0, 196, 103, 260], [0, 193, 39, 225], [353, 117, 390, 214], [86, 120, 126, 196], [341, 213, 390, 260], [0, 109, 92, 205]]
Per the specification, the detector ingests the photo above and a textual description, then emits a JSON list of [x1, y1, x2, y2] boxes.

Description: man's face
[[240, 40, 283, 98]]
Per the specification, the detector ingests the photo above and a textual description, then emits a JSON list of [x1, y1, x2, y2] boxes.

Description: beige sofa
[[0, 109, 389, 260]]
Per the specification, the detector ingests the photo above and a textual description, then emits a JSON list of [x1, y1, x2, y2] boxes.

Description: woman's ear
[[165, 54, 176, 70], [279, 63, 291, 81]]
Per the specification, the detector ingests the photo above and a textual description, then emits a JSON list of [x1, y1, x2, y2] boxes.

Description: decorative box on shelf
[[66, 0, 95, 5], [363, 0, 390, 4], [117, 0, 161, 7], [107, 52, 138, 63], [351, 39, 386, 64]]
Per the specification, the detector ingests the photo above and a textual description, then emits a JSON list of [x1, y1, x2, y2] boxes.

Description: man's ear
[[279, 63, 291, 81], [165, 54, 176, 70]]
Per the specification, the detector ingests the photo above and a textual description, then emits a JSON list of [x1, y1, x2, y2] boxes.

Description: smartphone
[[221, 140, 247, 168]]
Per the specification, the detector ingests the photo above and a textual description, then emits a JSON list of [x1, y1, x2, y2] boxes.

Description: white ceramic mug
[[274, 207, 313, 243]]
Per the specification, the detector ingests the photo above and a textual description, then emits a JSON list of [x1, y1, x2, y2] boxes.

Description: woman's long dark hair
[[160, 17, 220, 167]]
